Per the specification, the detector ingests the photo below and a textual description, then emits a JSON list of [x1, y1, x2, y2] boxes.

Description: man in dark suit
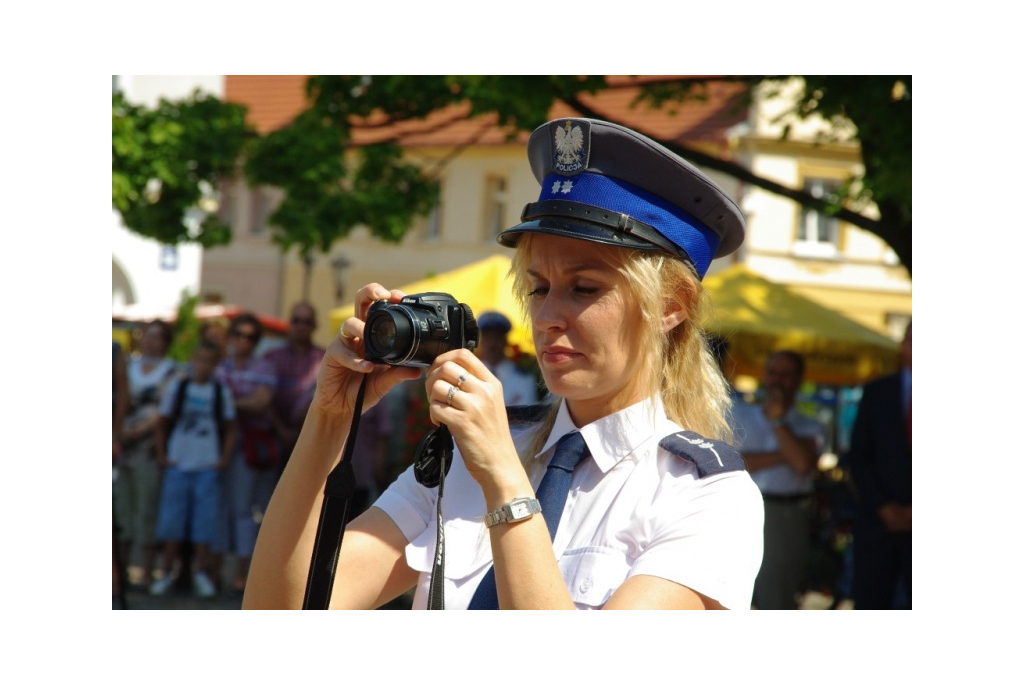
[[848, 321, 912, 609]]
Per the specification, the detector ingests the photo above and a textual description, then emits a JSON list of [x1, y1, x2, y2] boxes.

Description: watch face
[[510, 501, 530, 518]]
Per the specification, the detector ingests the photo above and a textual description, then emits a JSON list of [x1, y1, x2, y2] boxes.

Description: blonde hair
[[509, 234, 733, 459]]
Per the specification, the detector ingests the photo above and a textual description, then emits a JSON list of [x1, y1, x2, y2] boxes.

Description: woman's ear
[[661, 297, 688, 333]]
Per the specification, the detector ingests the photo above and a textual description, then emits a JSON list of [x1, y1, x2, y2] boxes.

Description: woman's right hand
[[309, 283, 422, 421]]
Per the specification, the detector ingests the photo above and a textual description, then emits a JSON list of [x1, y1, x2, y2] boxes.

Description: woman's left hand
[[424, 349, 522, 491]]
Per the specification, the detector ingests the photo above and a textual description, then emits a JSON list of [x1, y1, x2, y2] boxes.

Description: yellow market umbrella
[[703, 264, 900, 385], [329, 254, 535, 357]]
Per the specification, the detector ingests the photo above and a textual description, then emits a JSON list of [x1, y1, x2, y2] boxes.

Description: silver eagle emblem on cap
[[553, 120, 588, 174]]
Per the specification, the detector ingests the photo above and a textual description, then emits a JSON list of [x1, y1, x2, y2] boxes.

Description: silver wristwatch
[[484, 497, 542, 528]]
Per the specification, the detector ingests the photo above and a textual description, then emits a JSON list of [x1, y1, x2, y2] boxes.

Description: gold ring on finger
[[456, 373, 468, 388]]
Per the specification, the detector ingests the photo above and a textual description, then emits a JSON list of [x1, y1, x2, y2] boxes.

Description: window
[[795, 178, 842, 258], [412, 197, 443, 242], [483, 176, 508, 240], [408, 177, 444, 243], [425, 204, 442, 242], [217, 181, 237, 229], [250, 187, 271, 236]]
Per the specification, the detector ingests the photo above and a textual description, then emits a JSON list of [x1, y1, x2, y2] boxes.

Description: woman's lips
[[541, 346, 579, 364]]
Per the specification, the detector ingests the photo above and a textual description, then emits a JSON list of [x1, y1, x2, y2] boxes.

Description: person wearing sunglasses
[[214, 312, 279, 595]]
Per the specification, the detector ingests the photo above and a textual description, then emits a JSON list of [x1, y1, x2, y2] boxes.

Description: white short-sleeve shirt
[[158, 379, 237, 471], [374, 396, 765, 610]]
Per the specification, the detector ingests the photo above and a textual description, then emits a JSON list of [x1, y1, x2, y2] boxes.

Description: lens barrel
[[364, 305, 418, 366]]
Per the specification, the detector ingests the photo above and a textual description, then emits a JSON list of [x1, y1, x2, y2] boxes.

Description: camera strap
[[416, 426, 453, 610], [301, 376, 367, 610]]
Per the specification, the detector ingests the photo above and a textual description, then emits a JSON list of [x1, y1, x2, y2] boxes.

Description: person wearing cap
[[475, 310, 540, 407], [245, 118, 764, 610]]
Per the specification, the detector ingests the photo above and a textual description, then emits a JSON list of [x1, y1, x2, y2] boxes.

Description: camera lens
[[369, 316, 396, 351], [364, 307, 416, 365]]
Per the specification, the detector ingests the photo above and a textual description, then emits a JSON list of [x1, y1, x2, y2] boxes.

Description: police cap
[[497, 118, 745, 279], [476, 311, 512, 335]]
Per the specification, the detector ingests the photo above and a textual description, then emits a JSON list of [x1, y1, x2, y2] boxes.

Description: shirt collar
[[531, 396, 672, 474]]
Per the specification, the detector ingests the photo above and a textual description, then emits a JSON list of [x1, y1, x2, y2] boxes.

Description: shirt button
[[579, 578, 592, 593]]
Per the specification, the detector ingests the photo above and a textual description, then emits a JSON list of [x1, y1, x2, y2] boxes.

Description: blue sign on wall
[[159, 245, 178, 271]]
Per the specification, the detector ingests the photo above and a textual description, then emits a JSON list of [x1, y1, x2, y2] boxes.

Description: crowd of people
[[112, 304, 329, 599]]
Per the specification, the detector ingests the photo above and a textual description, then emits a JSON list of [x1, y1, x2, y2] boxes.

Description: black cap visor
[[498, 200, 695, 270]]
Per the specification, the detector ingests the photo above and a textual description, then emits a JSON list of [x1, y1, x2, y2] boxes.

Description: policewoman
[[244, 118, 764, 610]]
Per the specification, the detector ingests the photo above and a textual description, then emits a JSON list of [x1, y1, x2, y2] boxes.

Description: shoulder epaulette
[[506, 403, 550, 426], [659, 431, 747, 478]]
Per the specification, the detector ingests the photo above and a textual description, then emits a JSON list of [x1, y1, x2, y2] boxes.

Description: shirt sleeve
[[628, 471, 765, 610], [373, 463, 437, 544]]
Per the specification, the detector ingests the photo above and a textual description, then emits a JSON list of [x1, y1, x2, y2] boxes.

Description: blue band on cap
[[538, 173, 720, 276]]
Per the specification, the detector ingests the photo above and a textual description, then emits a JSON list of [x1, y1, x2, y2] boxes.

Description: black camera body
[[364, 292, 479, 367]]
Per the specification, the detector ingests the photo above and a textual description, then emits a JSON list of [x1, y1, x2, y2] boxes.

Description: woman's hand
[[424, 349, 523, 494], [310, 284, 422, 422]]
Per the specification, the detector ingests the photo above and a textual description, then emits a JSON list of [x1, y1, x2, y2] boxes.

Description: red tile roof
[[224, 76, 748, 152], [225, 75, 309, 135]]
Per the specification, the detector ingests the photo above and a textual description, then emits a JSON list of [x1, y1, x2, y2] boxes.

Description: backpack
[[166, 378, 228, 447]]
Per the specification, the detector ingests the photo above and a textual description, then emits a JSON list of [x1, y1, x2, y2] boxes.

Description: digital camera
[[364, 292, 479, 367]]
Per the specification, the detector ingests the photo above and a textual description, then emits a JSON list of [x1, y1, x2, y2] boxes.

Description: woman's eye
[[526, 286, 548, 297]]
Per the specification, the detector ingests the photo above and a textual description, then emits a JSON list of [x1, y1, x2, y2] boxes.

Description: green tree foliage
[[167, 290, 201, 363], [112, 90, 252, 247], [244, 109, 440, 257]]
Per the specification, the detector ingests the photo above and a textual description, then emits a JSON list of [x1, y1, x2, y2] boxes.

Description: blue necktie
[[467, 431, 589, 609]]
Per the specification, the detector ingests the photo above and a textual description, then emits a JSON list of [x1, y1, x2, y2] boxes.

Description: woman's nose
[[531, 292, 567, 333]]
